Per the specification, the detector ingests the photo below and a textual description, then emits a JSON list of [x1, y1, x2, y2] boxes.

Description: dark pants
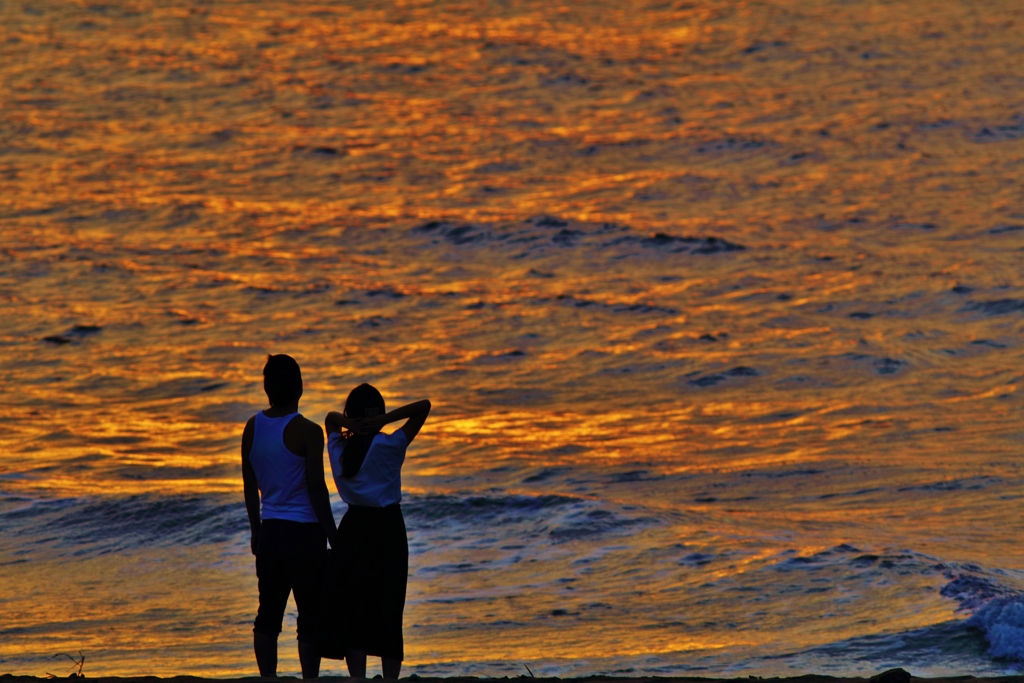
[[254, 519, 327, 644]]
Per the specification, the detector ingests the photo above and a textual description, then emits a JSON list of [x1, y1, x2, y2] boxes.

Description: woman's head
[[344, 383, 385, 421], [339, 383, 386, 479]]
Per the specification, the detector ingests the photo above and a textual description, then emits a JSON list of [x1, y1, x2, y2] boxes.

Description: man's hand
[[250, 529, 260, 556]]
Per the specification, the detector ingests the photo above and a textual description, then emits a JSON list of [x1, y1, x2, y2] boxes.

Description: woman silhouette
[[322, 384, 430, 679]]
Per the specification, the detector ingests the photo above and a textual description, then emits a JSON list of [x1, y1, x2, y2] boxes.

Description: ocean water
[[2, 0, 1024, 677]]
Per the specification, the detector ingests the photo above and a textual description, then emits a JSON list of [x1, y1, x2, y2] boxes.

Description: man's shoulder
[[294, 414, 325, 437]]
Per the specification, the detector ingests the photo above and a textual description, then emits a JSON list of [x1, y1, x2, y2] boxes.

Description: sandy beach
[[0, 674, 1004, 683]]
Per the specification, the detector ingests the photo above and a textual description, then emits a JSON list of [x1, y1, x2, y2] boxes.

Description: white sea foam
[[970, 599, 1024, 661]]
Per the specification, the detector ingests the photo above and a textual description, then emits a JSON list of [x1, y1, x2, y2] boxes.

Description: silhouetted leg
[[254, 521, 290, 678], [382, 657, 401, 680], [346, 649, 367, 678], [254, 631, 278, 677], [288, 523, 327, 679], [298, 640, 320, 679]]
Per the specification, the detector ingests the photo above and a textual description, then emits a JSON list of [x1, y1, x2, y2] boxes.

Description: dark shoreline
[[0, 675, 1015, 683]]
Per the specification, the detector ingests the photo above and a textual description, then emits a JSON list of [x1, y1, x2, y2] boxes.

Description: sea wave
[[410, 217, 745, 260], [941, 573, 1024, 662], [0, 490, 665, 560], [739, 548, 1024, 675], [0, 493, 248, 558]]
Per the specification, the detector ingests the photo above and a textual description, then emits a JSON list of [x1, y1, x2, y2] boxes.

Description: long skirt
[[320, 504, 408, 661]]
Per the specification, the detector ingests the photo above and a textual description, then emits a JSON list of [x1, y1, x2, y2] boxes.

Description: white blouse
[[327, 429, 408, 507]]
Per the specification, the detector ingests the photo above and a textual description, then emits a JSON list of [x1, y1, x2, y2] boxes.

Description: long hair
[[340, 383, 386, 478]]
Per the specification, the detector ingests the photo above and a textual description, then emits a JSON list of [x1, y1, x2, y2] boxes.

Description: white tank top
[[249, 411, 318, 523]]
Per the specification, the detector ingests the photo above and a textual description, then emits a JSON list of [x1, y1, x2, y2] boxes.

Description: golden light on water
[[3, 0, 1024, 677]]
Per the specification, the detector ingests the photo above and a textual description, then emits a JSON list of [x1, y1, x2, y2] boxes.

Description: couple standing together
[[241, 354, 431, 679]]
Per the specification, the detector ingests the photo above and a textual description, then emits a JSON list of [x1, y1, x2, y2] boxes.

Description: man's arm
[[241, 417, 261, 556], [303, 420, 337, 548]]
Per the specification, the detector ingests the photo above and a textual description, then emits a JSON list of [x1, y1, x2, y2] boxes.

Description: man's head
[[263, 354, 302, 407]]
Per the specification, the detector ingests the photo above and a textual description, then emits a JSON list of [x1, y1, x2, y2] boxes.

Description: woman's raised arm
[[324, 410, 349, 435], [381, 399, 432, 444]]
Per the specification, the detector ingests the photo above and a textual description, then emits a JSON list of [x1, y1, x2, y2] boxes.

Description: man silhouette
[[241, 354, 336, 678]]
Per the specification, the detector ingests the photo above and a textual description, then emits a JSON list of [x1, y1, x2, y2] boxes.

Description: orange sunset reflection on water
[[2, 0, 1024, 677]]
